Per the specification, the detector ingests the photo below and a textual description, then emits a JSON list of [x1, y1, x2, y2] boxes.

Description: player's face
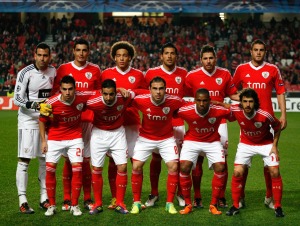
[[241, 96, 255, 116], [102, 87, 116, 105], [73, 44, 89, 66], [161, 47, 177, 70], [34, 48, 50, 71], [250, 44, 266, 66], [60, 83, 75, 102], [201, 52, 216, 73], [150, 81, 166, 104], [115, 48, 131, 71], [195, 92, 210, 115]]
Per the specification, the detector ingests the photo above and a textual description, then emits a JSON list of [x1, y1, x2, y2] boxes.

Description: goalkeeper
[[13, 42, 56, 214]]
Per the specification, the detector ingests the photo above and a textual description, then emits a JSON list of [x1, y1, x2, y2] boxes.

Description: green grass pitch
[[0, 111, 299, 226]]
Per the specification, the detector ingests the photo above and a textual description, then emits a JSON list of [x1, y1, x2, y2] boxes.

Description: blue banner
[[0, 0, 299, 13]]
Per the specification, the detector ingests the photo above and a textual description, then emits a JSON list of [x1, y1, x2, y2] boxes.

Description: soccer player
[[232, 39, 287, 209], [144, 42, 188, 207], [14, 42, 56, 214], [224, 88, 284, 217], [177, 88, 231, 215], [185, 44, 239, 208], [130, 76, 184, 214], [40, 75, 94, 216], [52, 38, 101, 211], [101, 41, 146, 209], [87, 79, 134, 215]]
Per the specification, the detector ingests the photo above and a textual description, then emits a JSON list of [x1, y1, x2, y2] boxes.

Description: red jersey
[[185, 66, 237, 102], [53, 61, 101, 122], [86, 92, 133, 130], [230, 104, 281, 145], [101, 66, 146, 126], [132, 94, 184, 140], [176, 103, 231, 142], [232, 61, 285, 115], [40, 92, 93, 141], [145, 65, 188, 126]]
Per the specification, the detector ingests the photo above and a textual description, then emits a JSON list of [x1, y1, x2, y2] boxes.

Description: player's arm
[[39, 116, 48, 154], [270, 126, 281, 158], [229, 92, 240, 102], [277, 93, 287, 130]]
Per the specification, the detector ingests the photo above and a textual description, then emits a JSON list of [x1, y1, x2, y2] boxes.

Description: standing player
[[177, 88, 231, 215], [224, 88, 284, 217], [101, 41, 146, 209], [130, 77, 184, 214], [14, 42, 56, 213], [52, 38, 101, 211], [232, 39, 287, 209], [86, 79, 134, 215], [144, 42, 188, 207], [185, 44, 239, 208], [39, 75, 92, 216]]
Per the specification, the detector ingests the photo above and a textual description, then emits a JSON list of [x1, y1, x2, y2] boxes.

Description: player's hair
[[195, 88, 210, 98], [161, 42, 178, 55], [239, 88, 260, 110], [35, 42, 50, 54], [74, 38, 90, 50], [251, 39, 266, 50], [110, 41, 136, 60], [200, 44, 216, 58], [102, 79, 116, 91], [60, 75, 76, 87], [149, 76, 166, 88]]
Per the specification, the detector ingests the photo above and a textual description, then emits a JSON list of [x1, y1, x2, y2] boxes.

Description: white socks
[[38, 157, 48, 203], [16, 162, 28, 206]]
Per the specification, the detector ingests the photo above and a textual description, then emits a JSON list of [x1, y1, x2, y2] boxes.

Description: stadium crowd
[[0, 13, 300, 91]]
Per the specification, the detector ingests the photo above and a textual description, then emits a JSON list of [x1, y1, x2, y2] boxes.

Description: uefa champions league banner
[[183, 97, 300, 112], [0, 0, 299, 13]]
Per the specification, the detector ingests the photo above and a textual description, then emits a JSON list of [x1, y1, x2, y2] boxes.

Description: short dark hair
[[102, 79, 116, 91], [35, 42, 50, 54], [161, 42, 177, 55], [195, 88, 210, 98], [149, 76, 166, 87], [74, 38, 89, 50], [200, 44, 216, 58], [110, 41, 136, 60], [60, 75, 76, 87], [250, 39, 266, 50], [239, 88, 260, 110]]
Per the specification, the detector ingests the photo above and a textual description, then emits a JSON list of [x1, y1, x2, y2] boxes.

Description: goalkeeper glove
[[39, 103, 53, 117], [26, 101, 42, 110]]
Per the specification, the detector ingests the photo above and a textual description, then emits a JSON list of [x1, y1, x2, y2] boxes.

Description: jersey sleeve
[[273, 66, 286, 95], [51, 66, 64, 95], [14, 70, 29, 108], [94, 67, 102, 90]]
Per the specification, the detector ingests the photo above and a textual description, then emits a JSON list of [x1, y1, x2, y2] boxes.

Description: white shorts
[[46, 138, 84, 164], [18, 129, 44, 158], [133, 136, 179, 163], [180, 140, 225, 169], [173, 125, 185, 151], [218, 122, 228, 154], [90, 126, 128, 167], [125, 124, 139, 158], [234, 143, 279, 167]]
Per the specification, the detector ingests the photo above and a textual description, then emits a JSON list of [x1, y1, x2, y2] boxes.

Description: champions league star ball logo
[[222, 1, 267, 12], [39, 1, 81, 10]]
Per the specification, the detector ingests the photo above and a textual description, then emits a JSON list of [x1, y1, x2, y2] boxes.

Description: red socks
[[108, 158, 117, 199], [131, 170, 143, 202], [272, 176, 283, 208], [92, 168, 103, 206], [71, 164, 82, 206], [211, 171, 226, 205], [82, 159, 92, 201], [192, 156, 203, 199], [149, 153, 162, 196], [62, 159, 72, 201], [231, 175, 243, 208], [46, 163, 56, 206], [116, 171, 127, 205], [166, 172, 178, 203], [179, 172, 192, 205]]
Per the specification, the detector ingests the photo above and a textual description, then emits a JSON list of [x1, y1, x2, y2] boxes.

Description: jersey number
[[76, 148, 83, 157]]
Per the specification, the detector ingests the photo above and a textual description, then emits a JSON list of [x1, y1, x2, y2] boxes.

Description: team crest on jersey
[[216, 78, 222, 85], [117, 105, 124, 111], [85, 72, 92, 80], [162, 107, 170, 114], [208, 117, 216, 124], [128, 76, 136, 83], [254, 122, 262, 128], [175, 77, 182, 84], [76, 103, 84, 111], [262, 72, 269, 79]]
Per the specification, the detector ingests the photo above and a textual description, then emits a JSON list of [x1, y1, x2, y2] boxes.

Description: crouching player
[[39, 75, 94, 216], [224, 88, 284, 217]]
